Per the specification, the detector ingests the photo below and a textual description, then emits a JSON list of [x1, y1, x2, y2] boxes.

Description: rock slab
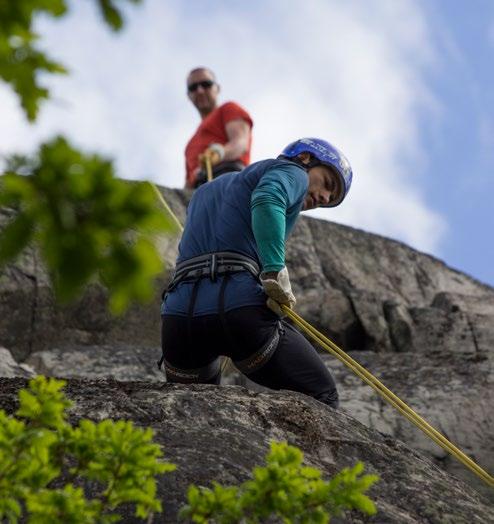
[[0, 378, 492, 524]]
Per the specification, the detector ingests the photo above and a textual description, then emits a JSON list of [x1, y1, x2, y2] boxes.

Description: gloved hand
[[199, 143, 225, 168], [260, 266, 296, 316]]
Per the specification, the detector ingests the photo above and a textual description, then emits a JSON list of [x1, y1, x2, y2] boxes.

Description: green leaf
[[1, 375, 173, 522], [26, 484, 101, 523], [0, 213, 34, 265], [2, 136, 175, 313], [0, 0, 141, 121], [96, 0, 124, 30], [16, 377, 71, 429]]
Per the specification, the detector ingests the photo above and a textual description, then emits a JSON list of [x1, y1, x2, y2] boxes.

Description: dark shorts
[[161, 305, 339, 408]]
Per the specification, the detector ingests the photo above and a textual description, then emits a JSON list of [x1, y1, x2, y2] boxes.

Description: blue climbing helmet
[[279, 137, 353, 207]]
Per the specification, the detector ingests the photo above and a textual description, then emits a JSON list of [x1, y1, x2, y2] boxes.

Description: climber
[[159, 138, 353, 409], [184, 67, 253, 189]]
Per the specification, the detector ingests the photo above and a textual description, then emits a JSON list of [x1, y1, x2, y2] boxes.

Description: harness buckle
[[210, 253, 217, 282]]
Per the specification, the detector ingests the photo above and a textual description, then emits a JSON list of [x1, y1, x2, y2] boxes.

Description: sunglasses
[[188, 80, 215, 92]]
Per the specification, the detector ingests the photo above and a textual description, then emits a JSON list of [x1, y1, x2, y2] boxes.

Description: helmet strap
[[277, 154, 319, 171], [305, 155, 320, 168]]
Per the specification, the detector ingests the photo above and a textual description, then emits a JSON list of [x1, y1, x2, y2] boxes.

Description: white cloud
[[0, 0, 446, 254]]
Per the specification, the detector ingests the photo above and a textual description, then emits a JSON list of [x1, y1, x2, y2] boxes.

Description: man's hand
[[260, 267, 296, 316], [199, 143, 225, 168]]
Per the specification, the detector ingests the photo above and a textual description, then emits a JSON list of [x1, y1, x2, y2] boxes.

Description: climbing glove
[[260, 266, 296, 316]]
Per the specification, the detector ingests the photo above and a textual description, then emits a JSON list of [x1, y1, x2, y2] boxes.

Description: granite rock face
[[25, 344, 163, 382], [0, 378, 492, 524], [287, 218, 493, 355], [0, 347, 35, 378], [326, 350, 494, 502], [1, 185, 493, 505]]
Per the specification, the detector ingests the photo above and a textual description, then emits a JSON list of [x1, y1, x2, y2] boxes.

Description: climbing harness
[[167, 251, 260, 291], [233, 320, 283, 374], [150, 181, 494, 489], [162, 357, 221, 383], [157, 250, 262, 372]]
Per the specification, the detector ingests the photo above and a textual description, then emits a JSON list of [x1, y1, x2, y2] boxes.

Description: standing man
[[184, 67, 253, 189], [160, 138, 353, 409]]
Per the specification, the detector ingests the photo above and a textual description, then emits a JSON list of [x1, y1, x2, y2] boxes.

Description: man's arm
[[223, 118, 251, 161]]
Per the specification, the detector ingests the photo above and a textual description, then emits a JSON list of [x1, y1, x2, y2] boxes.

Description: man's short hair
[[187, 67, 216, 82]]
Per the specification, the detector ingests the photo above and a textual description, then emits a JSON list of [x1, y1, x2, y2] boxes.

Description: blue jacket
[[162, 158, 308, 316]]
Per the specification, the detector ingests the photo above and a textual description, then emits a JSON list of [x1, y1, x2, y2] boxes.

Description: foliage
[[180, 441, 379, 523], [0, 375, 175, 523], [0, 0, 142, 121], [0, 0, 176, 315], [0, 136, 177, 313], [96, 0, 143, 32]]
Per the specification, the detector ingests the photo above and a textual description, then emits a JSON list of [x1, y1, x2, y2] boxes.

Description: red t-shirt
[[185, 101, 253, 188]]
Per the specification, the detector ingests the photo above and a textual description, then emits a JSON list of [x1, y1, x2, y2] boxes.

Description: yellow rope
[[148, 182, 183, 233], [281, 304, 494, 488], [205, 157, 213, 183]]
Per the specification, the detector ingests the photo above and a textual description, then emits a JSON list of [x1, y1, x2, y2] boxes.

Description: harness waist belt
[[167, 251, 260, 292]]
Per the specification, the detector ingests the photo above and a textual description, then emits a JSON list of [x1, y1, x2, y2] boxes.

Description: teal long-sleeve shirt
[[251, 163, 308, 272]]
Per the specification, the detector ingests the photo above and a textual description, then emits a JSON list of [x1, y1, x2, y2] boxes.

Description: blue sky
[[418, 1, 494, 287], [0, 0, 493, 286]]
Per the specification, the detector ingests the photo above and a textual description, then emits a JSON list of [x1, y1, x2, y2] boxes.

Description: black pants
[[161, 305, 339, 408]]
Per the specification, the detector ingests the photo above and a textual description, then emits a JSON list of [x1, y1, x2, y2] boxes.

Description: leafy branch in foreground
[[0, 0, 142, 121], [0, 376, 175, 523], [181, 441, 379, 523], [0, 136, 177, 313]]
